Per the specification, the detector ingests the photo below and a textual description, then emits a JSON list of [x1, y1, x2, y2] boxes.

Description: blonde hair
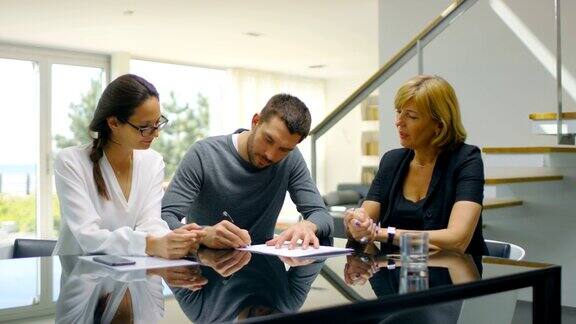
[[394, 75, 466, 150]]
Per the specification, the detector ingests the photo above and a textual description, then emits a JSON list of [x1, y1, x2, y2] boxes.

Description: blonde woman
[[54, 74, 205, 258], [345, 75, 487, 255]]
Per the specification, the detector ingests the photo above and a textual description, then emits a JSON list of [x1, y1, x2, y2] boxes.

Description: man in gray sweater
[[161, 94, 333, 250]]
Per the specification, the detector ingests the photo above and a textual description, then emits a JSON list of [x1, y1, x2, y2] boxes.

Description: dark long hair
[[89, 74, 159, 199]]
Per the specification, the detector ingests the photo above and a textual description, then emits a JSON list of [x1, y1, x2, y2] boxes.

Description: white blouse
[[53, 143, 170, 256]]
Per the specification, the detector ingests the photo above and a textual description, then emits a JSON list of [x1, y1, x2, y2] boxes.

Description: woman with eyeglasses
[[53, 74, 206, 259]]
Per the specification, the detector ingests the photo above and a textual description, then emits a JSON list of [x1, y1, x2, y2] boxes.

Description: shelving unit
[[360, 95, 379, 184]]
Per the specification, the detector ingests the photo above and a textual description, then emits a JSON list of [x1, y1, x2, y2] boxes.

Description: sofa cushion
[[323, 190, 361, 207]]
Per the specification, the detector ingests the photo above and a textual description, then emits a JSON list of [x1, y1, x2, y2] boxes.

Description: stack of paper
[[238, 244, 353, 258]]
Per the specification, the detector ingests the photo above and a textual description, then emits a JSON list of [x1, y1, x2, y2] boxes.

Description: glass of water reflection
[[400, 232, 429, 270], [399, 267, 429, 294]]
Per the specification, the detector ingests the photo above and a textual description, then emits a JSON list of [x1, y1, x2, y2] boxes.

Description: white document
[[79, 255, 199, 272], [238, 243, 353, 258]]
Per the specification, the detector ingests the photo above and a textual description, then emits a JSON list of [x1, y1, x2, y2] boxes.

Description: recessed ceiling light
[[123, 10, 134, 16], [244, 32, 264, 37], [308, 65, 326, 69]]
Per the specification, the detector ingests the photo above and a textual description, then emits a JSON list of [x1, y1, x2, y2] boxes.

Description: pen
[[222, 211, 235, 223], [222, 210, 251, 248]]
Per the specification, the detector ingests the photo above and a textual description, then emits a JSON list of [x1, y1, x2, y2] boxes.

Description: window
[[0, 44, 108, 319], [130, 59, 226, 179], [0, 58, 39, 239]]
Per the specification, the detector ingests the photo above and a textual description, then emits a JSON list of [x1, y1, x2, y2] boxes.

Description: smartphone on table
[[93, 255, 136, 266]]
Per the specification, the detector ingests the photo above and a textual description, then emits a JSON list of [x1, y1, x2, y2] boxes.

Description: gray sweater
[[161, 133, 333, 243]]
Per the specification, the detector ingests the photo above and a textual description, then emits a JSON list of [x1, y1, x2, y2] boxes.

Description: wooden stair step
[[483, 198, 523, 210], [529, 112, 576, 120], [486, 175, 563, 185], [485, 167, 563, 185], [483, 146, 576, 154]]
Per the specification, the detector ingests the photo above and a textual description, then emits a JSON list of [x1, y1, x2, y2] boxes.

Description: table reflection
[[342, 242, 483, 323], [172, 249, 325, 323], [55, 256, 166, 324]]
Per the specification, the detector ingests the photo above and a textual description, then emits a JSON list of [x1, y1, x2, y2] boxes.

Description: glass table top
[[0, 238, 555, 323]]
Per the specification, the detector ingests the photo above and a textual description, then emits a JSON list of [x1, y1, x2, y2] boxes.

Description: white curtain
[[221, 68, 327, 223]]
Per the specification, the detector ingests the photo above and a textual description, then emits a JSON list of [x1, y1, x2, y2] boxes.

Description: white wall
[[378, 0, 576, 153], [322, 75, 373, 193], [377, 0, 451, 152]]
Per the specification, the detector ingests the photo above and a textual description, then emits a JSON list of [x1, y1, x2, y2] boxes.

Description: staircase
[[480, 142, 576, 306], [529, 112, 576, 139]]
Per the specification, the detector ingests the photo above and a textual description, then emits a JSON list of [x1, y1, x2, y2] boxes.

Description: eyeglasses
[[124, 115, 169, 137]]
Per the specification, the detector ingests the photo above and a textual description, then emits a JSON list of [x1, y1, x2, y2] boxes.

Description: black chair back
[[485, 240, 511, 259], [12, 238, 57, 258]]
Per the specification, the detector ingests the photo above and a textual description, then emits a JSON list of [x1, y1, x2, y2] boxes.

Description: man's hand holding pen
[[201, 220, 251, 249], [197, 211, 251, 249]]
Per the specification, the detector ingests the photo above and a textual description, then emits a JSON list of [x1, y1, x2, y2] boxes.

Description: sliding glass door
[[0, 44, 108, 319], [0, 58, 39, 239]]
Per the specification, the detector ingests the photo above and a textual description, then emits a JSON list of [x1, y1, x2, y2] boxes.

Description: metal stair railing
[[554, 0, 573, 145], [309, 0, 480, 182]]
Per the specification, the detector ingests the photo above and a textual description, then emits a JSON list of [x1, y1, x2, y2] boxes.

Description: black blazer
[[366, 143, 488, 255]]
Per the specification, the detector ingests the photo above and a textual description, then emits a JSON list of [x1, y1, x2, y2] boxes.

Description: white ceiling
[[0, 0, 379, 79]]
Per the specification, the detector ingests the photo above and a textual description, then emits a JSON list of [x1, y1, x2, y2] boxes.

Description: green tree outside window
[[54, 79, 210, 178]]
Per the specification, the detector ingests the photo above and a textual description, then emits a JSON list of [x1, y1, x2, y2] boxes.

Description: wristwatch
[[386, 258, 396, 270], [386, 226, 396, 245]]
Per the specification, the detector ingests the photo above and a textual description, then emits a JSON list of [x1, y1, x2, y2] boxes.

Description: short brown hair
[[260, 94, 311, 142], [395, 75, 466, 150]]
